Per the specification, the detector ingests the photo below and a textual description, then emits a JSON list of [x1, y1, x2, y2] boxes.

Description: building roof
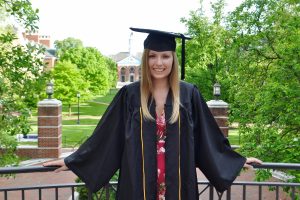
[[117, 55, 141, 67], [45, 48, 57, 58], [110, 52, 130, 62]]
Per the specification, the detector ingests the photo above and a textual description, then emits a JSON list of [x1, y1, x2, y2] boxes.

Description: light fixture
[[46, 82, 54, 99], [213, 82, 221, 100]]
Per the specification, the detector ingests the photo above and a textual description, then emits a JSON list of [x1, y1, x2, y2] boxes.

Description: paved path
[[0, 149, 294, 200]]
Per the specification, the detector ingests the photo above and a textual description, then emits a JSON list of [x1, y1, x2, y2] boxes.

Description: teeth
[[153, 68, 164, 72]]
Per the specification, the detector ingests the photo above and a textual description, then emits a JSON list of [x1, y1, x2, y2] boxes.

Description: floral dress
[[156, 111, 166, 200]]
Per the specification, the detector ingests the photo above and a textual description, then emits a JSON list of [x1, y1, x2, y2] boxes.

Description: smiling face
[[148, 50, 173, 81]]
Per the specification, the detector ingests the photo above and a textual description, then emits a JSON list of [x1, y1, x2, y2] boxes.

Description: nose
[[156, 56, 163, 66]]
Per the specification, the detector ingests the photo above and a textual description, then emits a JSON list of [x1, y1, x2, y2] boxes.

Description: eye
[[149, 54, 156, 58], [162, 54, 171, 59]]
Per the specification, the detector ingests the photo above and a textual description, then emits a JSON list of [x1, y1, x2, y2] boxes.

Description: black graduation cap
[[130, 27, 191, 80]]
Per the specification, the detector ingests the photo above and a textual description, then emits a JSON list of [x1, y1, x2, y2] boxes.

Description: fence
[[0, 163, 299, 200]]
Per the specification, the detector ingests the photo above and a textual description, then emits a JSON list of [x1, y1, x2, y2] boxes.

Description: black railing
[[0, 163, 299, 200]]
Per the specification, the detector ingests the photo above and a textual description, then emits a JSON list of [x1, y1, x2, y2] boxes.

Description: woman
[[44, 28, 262, 200]]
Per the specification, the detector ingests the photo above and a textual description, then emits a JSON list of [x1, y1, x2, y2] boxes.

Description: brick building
[[22, 32, 57, 70], [111, 52, 142, 88]]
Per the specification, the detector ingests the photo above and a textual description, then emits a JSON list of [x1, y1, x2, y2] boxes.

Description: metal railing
[[0, 163, 299, 200]]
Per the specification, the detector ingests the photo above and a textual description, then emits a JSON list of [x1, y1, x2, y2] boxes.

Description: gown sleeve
[[64, 86, 127, 192], [192, 85, 246, 192]]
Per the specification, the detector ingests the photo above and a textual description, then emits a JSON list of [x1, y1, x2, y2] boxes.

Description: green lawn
[[20, 125, 240, 147], [228, 129, 240, 145], [22, 89, 240, 147], [91, 89, 118, 104], [62, 102, 108, 117], [24, 94, 111, 147], [61, 125, 96, 147]]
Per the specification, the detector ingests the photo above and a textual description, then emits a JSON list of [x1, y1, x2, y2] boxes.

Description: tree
[[54, 37, 83, 58], [50, 60, 90, 116], [77, 47, 110, 95], [55, 38, 114, 95], [225, 0, 300, 188], [181, 0, 228, 100], [182, 0, 299, 194], [104, 56, 117, 88], [0, 0, 48, 166]]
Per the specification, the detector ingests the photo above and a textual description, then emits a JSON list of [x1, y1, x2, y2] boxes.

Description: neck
[[152, 78, 169, 90]]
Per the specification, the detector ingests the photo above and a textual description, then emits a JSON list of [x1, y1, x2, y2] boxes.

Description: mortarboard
[[130, 27, 191, 80]]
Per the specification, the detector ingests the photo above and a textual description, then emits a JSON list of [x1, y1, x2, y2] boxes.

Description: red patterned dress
[[156, 111, 166, 200]]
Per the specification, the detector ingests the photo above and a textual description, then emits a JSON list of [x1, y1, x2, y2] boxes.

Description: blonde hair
[[140, 49, 180, 123]]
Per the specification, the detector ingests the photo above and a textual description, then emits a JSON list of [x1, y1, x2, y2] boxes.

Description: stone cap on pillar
[[38, 99, 62, 107], [206, 100, 228, 108]]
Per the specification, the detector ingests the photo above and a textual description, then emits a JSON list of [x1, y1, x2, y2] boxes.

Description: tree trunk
[[68, 104, 71, 117]]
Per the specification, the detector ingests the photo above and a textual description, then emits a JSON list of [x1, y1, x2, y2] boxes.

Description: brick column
[[37, 99, 62, 158], [207, 100, 229, 137]]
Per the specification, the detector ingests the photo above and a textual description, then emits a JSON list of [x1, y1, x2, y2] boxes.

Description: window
[[130, 67, 135, 73], [129, 67, 135, 82], [130, 75, 134, 82], [121, 68, 126, 82]]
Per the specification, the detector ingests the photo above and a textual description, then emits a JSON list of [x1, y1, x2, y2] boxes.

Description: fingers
[[243, 157, 263, 170], [246, 157, 263, 165], [43, 160, 62, 166], [54, 165, 69, 173], [43, 159, 69, 173], [243, 163, 253, 170]]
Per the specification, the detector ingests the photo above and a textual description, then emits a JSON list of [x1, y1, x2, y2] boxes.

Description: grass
[[20, 126, 240, 147], [61, 125, 96, 147], [62, 102, 108, 117], [23, 93, 112, 147], [92, 94, 116, 104], [228, 129, 240, 145], [21, 88, 240, 148]]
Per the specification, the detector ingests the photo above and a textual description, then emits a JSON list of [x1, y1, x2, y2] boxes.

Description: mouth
[[153, 68, 165, 72]]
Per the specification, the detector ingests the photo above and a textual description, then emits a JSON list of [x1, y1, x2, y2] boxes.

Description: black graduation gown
[[64, 81, 246, 200]]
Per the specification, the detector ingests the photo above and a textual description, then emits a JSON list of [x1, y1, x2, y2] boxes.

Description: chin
[[151, 75, 169, 80]]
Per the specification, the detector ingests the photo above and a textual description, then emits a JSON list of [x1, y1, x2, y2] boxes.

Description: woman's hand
[[243, 157, 263, 170], [43, 159, 69, 173]]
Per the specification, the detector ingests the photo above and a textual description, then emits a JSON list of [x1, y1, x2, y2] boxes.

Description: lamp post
[[213, 82, 221, 100], [77, 92, 80, 124], [46, 82, 54, 99]]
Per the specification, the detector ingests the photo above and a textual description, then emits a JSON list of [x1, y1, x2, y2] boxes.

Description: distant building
[[110, 52, 141, 88], [21, 31, 57, 70]]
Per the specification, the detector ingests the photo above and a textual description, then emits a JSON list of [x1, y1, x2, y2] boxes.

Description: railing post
[[106, 184, 110, 200], [243, 185, 246, 200], [291, 186, 295, 200], [88, 189, 93, 200], [209, 184, 214, 200], [226, 187, 231, 200]]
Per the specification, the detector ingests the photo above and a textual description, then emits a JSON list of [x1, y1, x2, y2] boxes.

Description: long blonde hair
[[140, 49, 180, 123]]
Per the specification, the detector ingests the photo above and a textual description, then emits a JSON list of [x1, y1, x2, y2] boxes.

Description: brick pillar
[[37, 99, 62, 158], [207, 100, 229, 137]]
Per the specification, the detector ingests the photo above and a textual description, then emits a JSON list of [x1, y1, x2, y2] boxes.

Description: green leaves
[[54, 38, 116, 96], [1, 0, 39, 31], [183, 0, 300, 189], [225, 0, 300, 189], [51, 60, 90, 105], [0, 0, 47, 166]]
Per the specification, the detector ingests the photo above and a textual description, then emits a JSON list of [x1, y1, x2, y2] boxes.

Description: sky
[[30, 0, 243, 56]]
